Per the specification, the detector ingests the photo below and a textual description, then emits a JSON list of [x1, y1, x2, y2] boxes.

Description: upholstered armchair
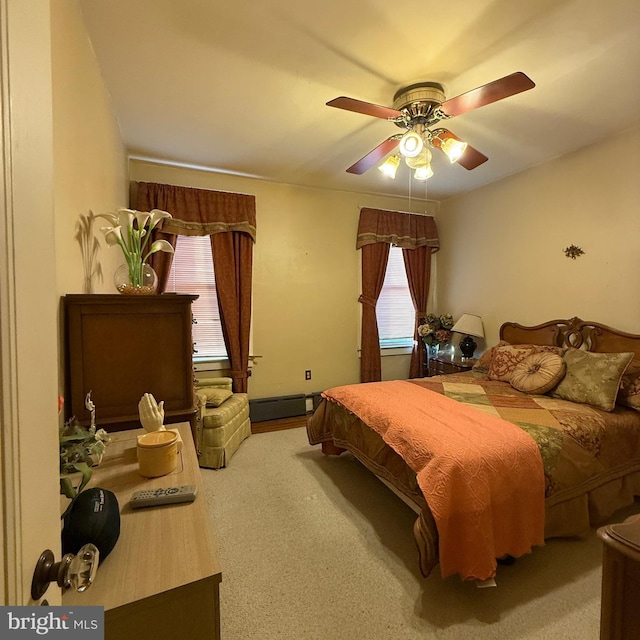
[[194, 377, 251, 468]]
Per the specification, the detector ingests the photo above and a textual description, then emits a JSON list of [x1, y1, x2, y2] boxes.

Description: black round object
[[62, 487, 120, 562]]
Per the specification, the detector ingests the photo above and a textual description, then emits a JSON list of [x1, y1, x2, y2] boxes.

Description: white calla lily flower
[[135, 211, 151, 231], [101, 226, 123, 246], [147, 239, 175, 255], [148, 209, 172, 227], [95, 212, 118, 226], [98, 207, 173, 292], [116, 208, 136, 230]]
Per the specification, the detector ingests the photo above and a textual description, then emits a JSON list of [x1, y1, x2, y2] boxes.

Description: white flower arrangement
[[97, 208, 175, 289]]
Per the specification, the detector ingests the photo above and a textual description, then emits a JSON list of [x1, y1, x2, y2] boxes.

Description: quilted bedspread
[[323, 379, 545, 581], [310, 372, 640, 581], [408, 374, 640, 502]]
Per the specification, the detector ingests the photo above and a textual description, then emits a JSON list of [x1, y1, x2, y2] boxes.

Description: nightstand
[[598, 513, 640, 640], [427, 354, 476, 377]]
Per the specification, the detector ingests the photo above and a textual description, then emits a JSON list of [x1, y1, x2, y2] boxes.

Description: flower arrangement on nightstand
[[418, 313, 455, 362]]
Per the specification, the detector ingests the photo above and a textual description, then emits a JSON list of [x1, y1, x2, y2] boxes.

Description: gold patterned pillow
[[474, 342, 564, 377], [487, 345, 536, 382], [551, 349, 634, 411], [201, 388, 233, 407], [472, 341, 509, 376], [510, 352, 566, 395], [617, 360, 640, 410]]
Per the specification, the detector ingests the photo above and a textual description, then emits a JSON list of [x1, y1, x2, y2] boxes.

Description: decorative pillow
[[472, 341, 509, 375], [487, 345, 536, 382], [617, 360, 640, 410], [202, 388, 233, 407], [510, 352, 566, 395], [473, 341, 564, 376], [551, 349, 634, 411]]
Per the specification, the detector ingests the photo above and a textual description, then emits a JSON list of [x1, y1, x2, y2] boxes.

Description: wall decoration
[[564, 244, 585, 259], [75, 211, 103, 293]]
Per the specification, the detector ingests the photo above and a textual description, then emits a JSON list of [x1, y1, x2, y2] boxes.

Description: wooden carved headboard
[[500, 317, 640, 361]]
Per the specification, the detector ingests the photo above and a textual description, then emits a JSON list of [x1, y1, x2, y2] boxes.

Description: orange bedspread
[[323, 379, 545, 581]]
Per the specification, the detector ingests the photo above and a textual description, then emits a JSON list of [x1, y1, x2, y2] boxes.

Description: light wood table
[[64, 423, 221, 640]]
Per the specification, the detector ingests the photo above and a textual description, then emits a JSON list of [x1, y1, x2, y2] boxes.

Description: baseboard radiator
[[249, 394, 307, 422]]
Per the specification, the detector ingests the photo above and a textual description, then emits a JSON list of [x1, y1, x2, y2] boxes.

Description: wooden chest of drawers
[[64, 294, 198, 431]]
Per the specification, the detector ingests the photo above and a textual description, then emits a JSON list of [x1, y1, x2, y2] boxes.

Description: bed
[[306, 317, 640, 582]]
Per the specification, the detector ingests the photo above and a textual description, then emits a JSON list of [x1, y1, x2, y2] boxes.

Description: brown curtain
[[403, 245, 433, 378], [135, 182, 257, 240], [210, 232, 253, 393], [359, 242, 390, 382], [357, 207, 439, 382], [135, 181, 255, 392], [148, 231, 178, 293], [356, 207, 439, 250]]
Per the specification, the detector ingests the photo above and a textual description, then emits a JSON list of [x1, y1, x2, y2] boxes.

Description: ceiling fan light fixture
[[404, 147, 432, 169], [414, 165, 434, 181], [398, 131, 424, 158], [430, 129, 468, 163], [378, 155, 400, 179], [440, 136, 468, 164]]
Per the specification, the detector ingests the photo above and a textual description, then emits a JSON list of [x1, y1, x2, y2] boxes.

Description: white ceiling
[[79, 0, 640, 201]]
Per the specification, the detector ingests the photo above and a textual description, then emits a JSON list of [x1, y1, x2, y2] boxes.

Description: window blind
[[377, 245, 415, 343], [165, 235, 228, 359]]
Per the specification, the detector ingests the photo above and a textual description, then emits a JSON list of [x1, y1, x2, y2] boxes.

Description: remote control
[[129, 485, 197, 509]]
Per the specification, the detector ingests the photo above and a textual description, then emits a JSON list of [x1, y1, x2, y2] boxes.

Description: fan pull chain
[[423, 173, 428, 213]]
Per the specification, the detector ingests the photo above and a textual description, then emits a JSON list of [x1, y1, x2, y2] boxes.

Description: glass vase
[[114, 262, 158, 295], [438, 341, 454, 361], [424, 342, 439, 362]]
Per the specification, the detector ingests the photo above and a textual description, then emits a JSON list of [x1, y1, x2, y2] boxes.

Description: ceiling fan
[[327, 72, 535, 180]]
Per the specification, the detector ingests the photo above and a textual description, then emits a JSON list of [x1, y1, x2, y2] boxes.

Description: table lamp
[[452, 313, 484, 359]]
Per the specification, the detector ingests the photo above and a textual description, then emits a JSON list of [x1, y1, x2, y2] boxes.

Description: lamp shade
[[451, 313, 484, 338], [440, 137, 468, 163], [398, 131, 424, 158], [378, 155, 400, 178]]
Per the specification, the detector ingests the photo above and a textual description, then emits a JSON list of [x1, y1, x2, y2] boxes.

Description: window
[[376, 245, 415, 348], [165, 235, 228, 361]]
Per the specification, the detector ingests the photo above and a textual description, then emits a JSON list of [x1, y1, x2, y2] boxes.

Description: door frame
[[0, 0, 62, 605]]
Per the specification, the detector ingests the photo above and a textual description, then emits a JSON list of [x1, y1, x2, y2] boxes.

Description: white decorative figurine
[[85, 390, 96, 429], [138, 393, 166, 432]]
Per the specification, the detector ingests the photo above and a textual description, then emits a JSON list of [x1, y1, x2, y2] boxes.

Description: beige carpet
[[201, 426, 633, 639]]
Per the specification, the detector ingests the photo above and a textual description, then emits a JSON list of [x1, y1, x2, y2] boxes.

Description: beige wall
[[51, 0, 129, 412], [59, 1, 640, 403], [130, 160, 435, 398], [51, 0, 128, 298], [436, 124, 640, 352]]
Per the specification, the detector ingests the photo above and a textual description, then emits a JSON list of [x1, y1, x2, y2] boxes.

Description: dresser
[[63, 423, 221, 640], [598, 514, 640, 640], [426, 354, 476, 376], [64, 294, 198, 431]]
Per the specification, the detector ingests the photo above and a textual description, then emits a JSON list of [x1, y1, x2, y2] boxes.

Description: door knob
[[31, 543, 99, 600]]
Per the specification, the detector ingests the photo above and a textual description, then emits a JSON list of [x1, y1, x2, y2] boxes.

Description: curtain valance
[[356, 208, 439, 251], [134, 181, 257, 242]]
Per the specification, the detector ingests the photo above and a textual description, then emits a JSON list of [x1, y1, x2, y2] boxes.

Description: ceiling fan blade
[[439, 72, 535, 118], [346, 137, 400, 174], [327, 96, 403, 120], [457, 144, 489, 170], [433, 129, 488, 170]]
